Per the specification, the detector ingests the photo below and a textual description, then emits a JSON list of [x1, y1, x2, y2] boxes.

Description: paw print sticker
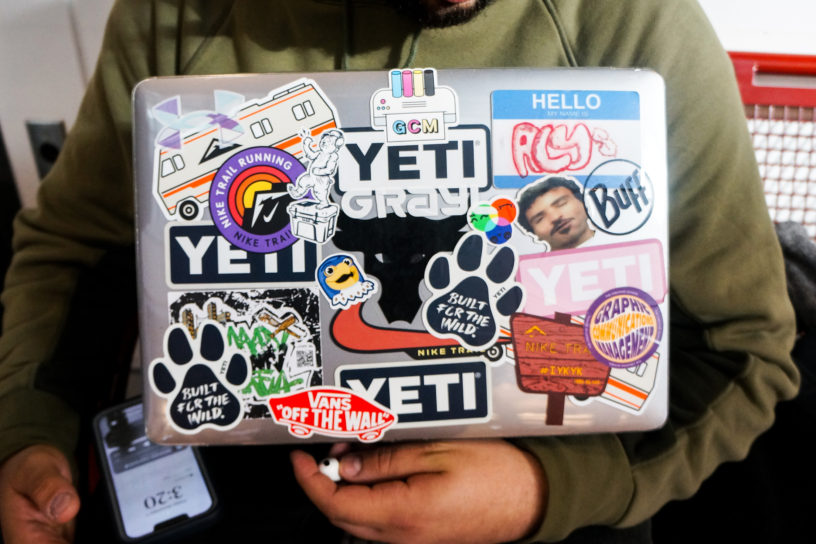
[[149, 321, 250, 434], [422, 233, 525, 351]]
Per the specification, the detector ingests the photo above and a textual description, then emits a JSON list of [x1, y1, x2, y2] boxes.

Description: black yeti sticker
[[422, 233, 524, 350], [149, 321, 250, 433]]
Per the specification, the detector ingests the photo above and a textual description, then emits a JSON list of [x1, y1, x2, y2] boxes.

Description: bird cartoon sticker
[[316, 254, 377, 310]]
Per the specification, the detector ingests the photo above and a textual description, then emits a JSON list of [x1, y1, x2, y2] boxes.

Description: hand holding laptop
[[291, 439, 547, 543], [0, 445, 79, 544]]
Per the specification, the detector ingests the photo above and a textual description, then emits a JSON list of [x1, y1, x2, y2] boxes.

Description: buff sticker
[[149, 321, 250, 434], [316, 254, 377, 310], [168, 290, 322, 419], [468, 197, 517, 245], [491, 90, 640, 188], [423, 233, 525, 351], [152, 79, 340, 221], [583, 159, 654, 236], [584, 287, 663, 369], [516, 239, 666, 316], [268, 387, 397, 442]]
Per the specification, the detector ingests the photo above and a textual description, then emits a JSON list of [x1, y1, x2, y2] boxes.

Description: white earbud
[[319, 457, 342, 482]]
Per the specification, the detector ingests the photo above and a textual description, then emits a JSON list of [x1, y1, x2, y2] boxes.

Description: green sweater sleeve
[[0, 0, 232, 465], [516, 0, 800, 540]]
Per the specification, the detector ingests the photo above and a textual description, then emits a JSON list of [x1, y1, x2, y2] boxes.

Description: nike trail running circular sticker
[[209, 147, 305, 253], [584, 287, 662, 369]]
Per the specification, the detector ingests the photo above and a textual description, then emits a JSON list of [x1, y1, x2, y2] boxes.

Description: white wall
[[697, 0, 816, 55], [0, 0, 114, 207]]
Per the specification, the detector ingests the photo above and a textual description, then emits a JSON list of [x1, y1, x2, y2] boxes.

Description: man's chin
[[393, 0, 493, 28]]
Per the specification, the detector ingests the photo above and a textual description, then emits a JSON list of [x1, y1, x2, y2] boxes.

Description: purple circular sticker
[[209, 147, 305, 253], [583, 287, 663, 369]]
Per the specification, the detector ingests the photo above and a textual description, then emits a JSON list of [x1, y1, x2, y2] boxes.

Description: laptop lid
[[133, 67, 669, 445]]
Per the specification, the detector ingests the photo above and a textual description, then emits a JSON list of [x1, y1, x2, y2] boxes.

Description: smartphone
[[93, 398, 218, 542]]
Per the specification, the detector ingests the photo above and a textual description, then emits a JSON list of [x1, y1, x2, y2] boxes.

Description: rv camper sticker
[[423, 233, 524, 351], [602, 352, 660, 413], [584, 287, 663, 369], [268, 387, 397, 442], [149, 321, 250, 434], [152, 79, 339, 220], [491, 90, 639, 188]]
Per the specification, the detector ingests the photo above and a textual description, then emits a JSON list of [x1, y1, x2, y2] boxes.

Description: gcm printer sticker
[[583, 159, 654, 236], [584, 287, 663, 369]]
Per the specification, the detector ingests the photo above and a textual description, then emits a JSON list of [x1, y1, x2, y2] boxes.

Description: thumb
[[338, 442, 447, 483], [12, 448, 80, 524]]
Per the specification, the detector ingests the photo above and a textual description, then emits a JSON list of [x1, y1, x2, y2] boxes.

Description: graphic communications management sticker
[[584, 287, 662, 369], [209, 147, 305, 253]]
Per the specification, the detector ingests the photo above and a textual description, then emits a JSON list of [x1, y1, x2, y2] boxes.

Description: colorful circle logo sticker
[[209, 147, 305, 253], [584, 287, 662, 369], [468, 198, 517, 245]]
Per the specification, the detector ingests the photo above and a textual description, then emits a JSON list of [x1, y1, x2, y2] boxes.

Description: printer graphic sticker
[[370, 68, 458, 143]]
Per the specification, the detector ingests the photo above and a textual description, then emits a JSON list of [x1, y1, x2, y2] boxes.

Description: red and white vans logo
[[268, 387, 397, 442]]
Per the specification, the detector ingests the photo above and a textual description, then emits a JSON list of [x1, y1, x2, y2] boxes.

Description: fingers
[[327, 442, 352, 458], [337, 442, 447, 483], [291, 448, 417, 529], [8, 446, 80, 524], [291, 442, 453, 539]]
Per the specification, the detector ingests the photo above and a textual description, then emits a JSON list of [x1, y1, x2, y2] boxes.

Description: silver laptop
[[133, 68, 669, 445]]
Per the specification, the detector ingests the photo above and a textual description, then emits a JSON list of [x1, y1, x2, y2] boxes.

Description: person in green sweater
[[0, 1, 799, 543]]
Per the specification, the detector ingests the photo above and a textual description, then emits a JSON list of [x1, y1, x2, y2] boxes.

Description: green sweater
[[0, 0, 799, 541]]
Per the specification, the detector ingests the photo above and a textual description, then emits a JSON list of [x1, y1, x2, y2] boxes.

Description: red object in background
[[730, 52, 816, 108], [729, 52, 816, 240]]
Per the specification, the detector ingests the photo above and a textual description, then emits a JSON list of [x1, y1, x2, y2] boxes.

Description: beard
[[391, 0, 494, 28]]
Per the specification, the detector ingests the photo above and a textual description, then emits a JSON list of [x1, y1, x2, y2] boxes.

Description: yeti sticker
[[422, 233, 525, 351]]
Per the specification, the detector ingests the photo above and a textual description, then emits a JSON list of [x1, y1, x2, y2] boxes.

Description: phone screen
[[96, 401, 214, 540]]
